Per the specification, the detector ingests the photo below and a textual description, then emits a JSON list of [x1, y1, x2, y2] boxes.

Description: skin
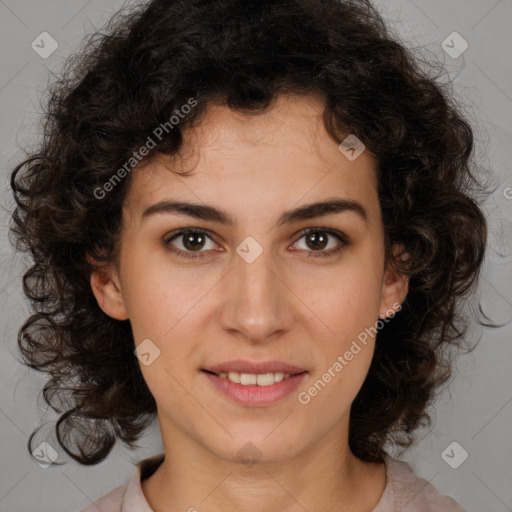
[[90, 93, 409, 512]]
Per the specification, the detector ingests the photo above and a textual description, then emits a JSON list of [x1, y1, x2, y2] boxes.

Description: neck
[[141, 417, 386, 512]]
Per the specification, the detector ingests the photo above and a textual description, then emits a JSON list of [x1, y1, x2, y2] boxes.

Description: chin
[[209, 433, 301, 466]]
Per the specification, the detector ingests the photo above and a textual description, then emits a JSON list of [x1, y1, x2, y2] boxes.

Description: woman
[[10, 0, 488, 510]]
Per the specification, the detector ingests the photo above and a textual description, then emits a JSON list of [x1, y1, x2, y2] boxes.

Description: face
[[91, 93, 408, 465]]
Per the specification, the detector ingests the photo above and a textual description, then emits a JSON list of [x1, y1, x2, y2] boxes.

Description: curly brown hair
[[9, 0, 492, 466]]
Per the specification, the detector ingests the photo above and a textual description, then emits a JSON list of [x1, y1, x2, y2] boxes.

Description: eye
[[164, 226, 349, 260], [164, 228, 217, 259], [293, 226, 348, 258]]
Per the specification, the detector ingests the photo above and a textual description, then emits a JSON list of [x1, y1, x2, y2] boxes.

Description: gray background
[[1, 1, 511, 511]]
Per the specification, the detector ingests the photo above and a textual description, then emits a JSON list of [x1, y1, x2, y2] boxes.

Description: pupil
[[184, 232, 204, 251], [307, 231, 327, 250], [181, 231, 328, 252]]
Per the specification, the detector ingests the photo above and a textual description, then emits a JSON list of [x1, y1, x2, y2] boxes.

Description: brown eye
[[165, 229, 216, 259], [181, 231, 207, 251], [304, 230, 329, 251], [294, 227, 349, 258]]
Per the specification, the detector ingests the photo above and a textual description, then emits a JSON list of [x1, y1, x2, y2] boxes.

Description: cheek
[[121, 255, 207, 341], [138, 361, 187, 427], [298, 325, 376, 415], [134, 323, 197, 412], [302, 260, 383, 339], [298, 256, 382, 392]]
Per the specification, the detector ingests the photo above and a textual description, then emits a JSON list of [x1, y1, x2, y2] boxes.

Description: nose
[[217, 245, 295, 344]]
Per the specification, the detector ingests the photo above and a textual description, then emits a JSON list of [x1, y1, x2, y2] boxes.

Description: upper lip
[[202, 360, 307, 375]]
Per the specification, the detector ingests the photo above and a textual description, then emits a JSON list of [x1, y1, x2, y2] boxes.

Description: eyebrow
[[141, 197, 368, 227]]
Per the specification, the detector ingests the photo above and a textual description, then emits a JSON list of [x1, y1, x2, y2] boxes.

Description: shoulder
[[77, 453, 164, 512], [373, 454, 468, 512], [78, 483, 127, 512]]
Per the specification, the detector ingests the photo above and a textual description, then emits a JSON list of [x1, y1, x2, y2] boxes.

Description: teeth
[[241, 373, 257, 385], [227, 371, 240, 383], [217, 372, 293, 386]]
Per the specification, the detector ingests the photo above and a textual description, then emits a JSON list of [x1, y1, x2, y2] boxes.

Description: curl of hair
[[10, 0, 492, 465]]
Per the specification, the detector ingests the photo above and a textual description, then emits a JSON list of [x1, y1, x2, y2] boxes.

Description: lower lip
[[201, 371, 308, 406]]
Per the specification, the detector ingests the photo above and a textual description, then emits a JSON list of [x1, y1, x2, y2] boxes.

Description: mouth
[[201, 368, 309, 406], [201, 369, 308, 386], [200, 359, 308, 405]]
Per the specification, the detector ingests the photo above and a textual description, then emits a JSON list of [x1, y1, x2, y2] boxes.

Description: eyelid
[[164, 228, 218, 250], [164, 226, 349, 258], [297, 226, 349, 245], [165, 226, 215, 238], [164, 226, 348, 243]]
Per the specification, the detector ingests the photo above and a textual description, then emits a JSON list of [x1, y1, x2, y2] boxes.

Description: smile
[[213, 371, 294, 386], [201, 370, 308, 406]]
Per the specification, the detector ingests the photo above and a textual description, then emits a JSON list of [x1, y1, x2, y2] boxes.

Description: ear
[[378, 243, 409, 319], [88, 254, 129, 321]]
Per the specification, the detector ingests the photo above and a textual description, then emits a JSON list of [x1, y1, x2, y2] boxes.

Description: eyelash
[[164, 226, 349, 260]]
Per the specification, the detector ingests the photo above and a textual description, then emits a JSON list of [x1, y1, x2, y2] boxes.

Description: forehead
[[125, 94, 380, 227]]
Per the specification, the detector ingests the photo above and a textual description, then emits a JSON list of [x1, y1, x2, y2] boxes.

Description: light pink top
[[79, 453, 467, 511]]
